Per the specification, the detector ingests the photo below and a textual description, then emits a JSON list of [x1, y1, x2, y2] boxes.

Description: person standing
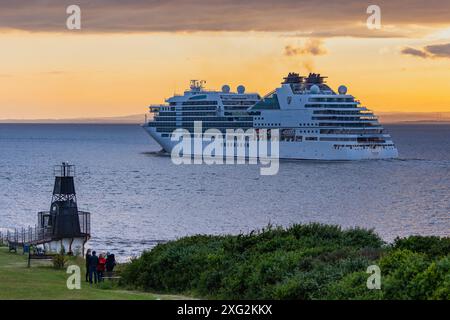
[[89, 251, 99, 284], [85, 249, 92, 282], [106, 253, 116, 273], [97, 253, 106, 282]]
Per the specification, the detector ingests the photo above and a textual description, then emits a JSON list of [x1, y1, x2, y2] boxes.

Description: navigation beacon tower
[[39, 162, 90, 255]]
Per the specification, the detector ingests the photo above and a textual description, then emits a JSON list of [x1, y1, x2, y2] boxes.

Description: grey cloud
[[424, 43, 450, 58], [285, 39, 327, 56], [0, 0, 449, 37], [401, 47, 430, 58], [401, 43, 450, 59]]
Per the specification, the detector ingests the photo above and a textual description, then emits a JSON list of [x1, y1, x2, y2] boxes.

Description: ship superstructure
[[143, 74, 398, 160]]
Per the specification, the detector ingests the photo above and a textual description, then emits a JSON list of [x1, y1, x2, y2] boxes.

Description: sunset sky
[[0, 0, 449, 119]]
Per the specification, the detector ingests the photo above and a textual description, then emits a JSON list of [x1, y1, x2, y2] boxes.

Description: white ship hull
[[143, 126, 398, 160]]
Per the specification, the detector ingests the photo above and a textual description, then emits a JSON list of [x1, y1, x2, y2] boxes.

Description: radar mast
[[190, 80, 206, 92]]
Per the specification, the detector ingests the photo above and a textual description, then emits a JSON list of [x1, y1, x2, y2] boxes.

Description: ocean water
[[0, 124, 449, 259]]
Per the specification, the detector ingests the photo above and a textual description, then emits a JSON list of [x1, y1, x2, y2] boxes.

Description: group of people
[[85, 249, 116, 284]]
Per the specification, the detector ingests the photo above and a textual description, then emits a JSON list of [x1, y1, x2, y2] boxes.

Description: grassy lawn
[[0, 246, 185, 300]]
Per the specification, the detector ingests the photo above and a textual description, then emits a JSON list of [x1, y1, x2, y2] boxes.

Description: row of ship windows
[[216, 139, 325, 146], [176, 101, 255, 106], [220, 95, 260, 100], [305, 104, 357, 108], [311, 117, 375, 121], [156, 107, 174, 112], [333, 144, 395, 150], [158, 132, 386, 144], [157, 112, 373, 123], [253, 117, 318, 128], [257, 123, 281, 127], [161, 107, 217, 111], [154, 117, 253, 121], [154, 118, 378, 129], [157, 110, 216, 117], [279, 137, 386, 143], [299, 130, 319, 134], [153, 127, 385, 135], [320, 129, 383, 134], [222, 101, 256, 105], [181, 101, 218, 106], [158, 106, 219, 111], [313, 110, 365, 115], [180, 107, 217, 111], [309, 98, 355, 102], [171, 101, 258, 107], [318, 123, 380, 127], [224, 107, 251, 111], [151, 123, 253, 128], [159, 134, 389, 147], [159, 134, 320, 142], [254, 124, 319, 128], [154, 128, 385, 136], [158, 112, 217, 117]]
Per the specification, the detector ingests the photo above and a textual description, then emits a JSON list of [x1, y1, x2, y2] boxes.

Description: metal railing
[[0, 211, 90, 247]]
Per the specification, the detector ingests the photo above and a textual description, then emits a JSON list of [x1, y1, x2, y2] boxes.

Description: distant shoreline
[[0, 114, 146, 125], [0, 121, 449, 125], [0, 122, 143, 125], [1, 112, 449, 124]]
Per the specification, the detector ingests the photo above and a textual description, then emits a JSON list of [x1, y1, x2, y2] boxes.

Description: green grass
[[0, 246, 187, 300]]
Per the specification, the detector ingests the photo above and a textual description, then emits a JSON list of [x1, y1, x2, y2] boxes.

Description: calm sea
[[0, 124, 449, 259]]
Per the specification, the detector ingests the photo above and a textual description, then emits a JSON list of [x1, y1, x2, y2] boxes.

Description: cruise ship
[[143, 73, 398, 160]]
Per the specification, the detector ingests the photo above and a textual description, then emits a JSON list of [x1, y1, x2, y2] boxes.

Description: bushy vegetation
[[51, 248, 68, 269], [52, 253, 68, 269], [120, 223, 449, 299]]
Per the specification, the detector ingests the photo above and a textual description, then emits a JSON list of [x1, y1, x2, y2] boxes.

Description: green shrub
[[325, 272, 384, 300], [379, 249, 429, 299], [411, 255, 450, 300], [52, 254, 67, 269], [120, 224, 447, 300], [342, 228, 384, 248], [392, 236, 450, 259], [271, 271, 321, 300]]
